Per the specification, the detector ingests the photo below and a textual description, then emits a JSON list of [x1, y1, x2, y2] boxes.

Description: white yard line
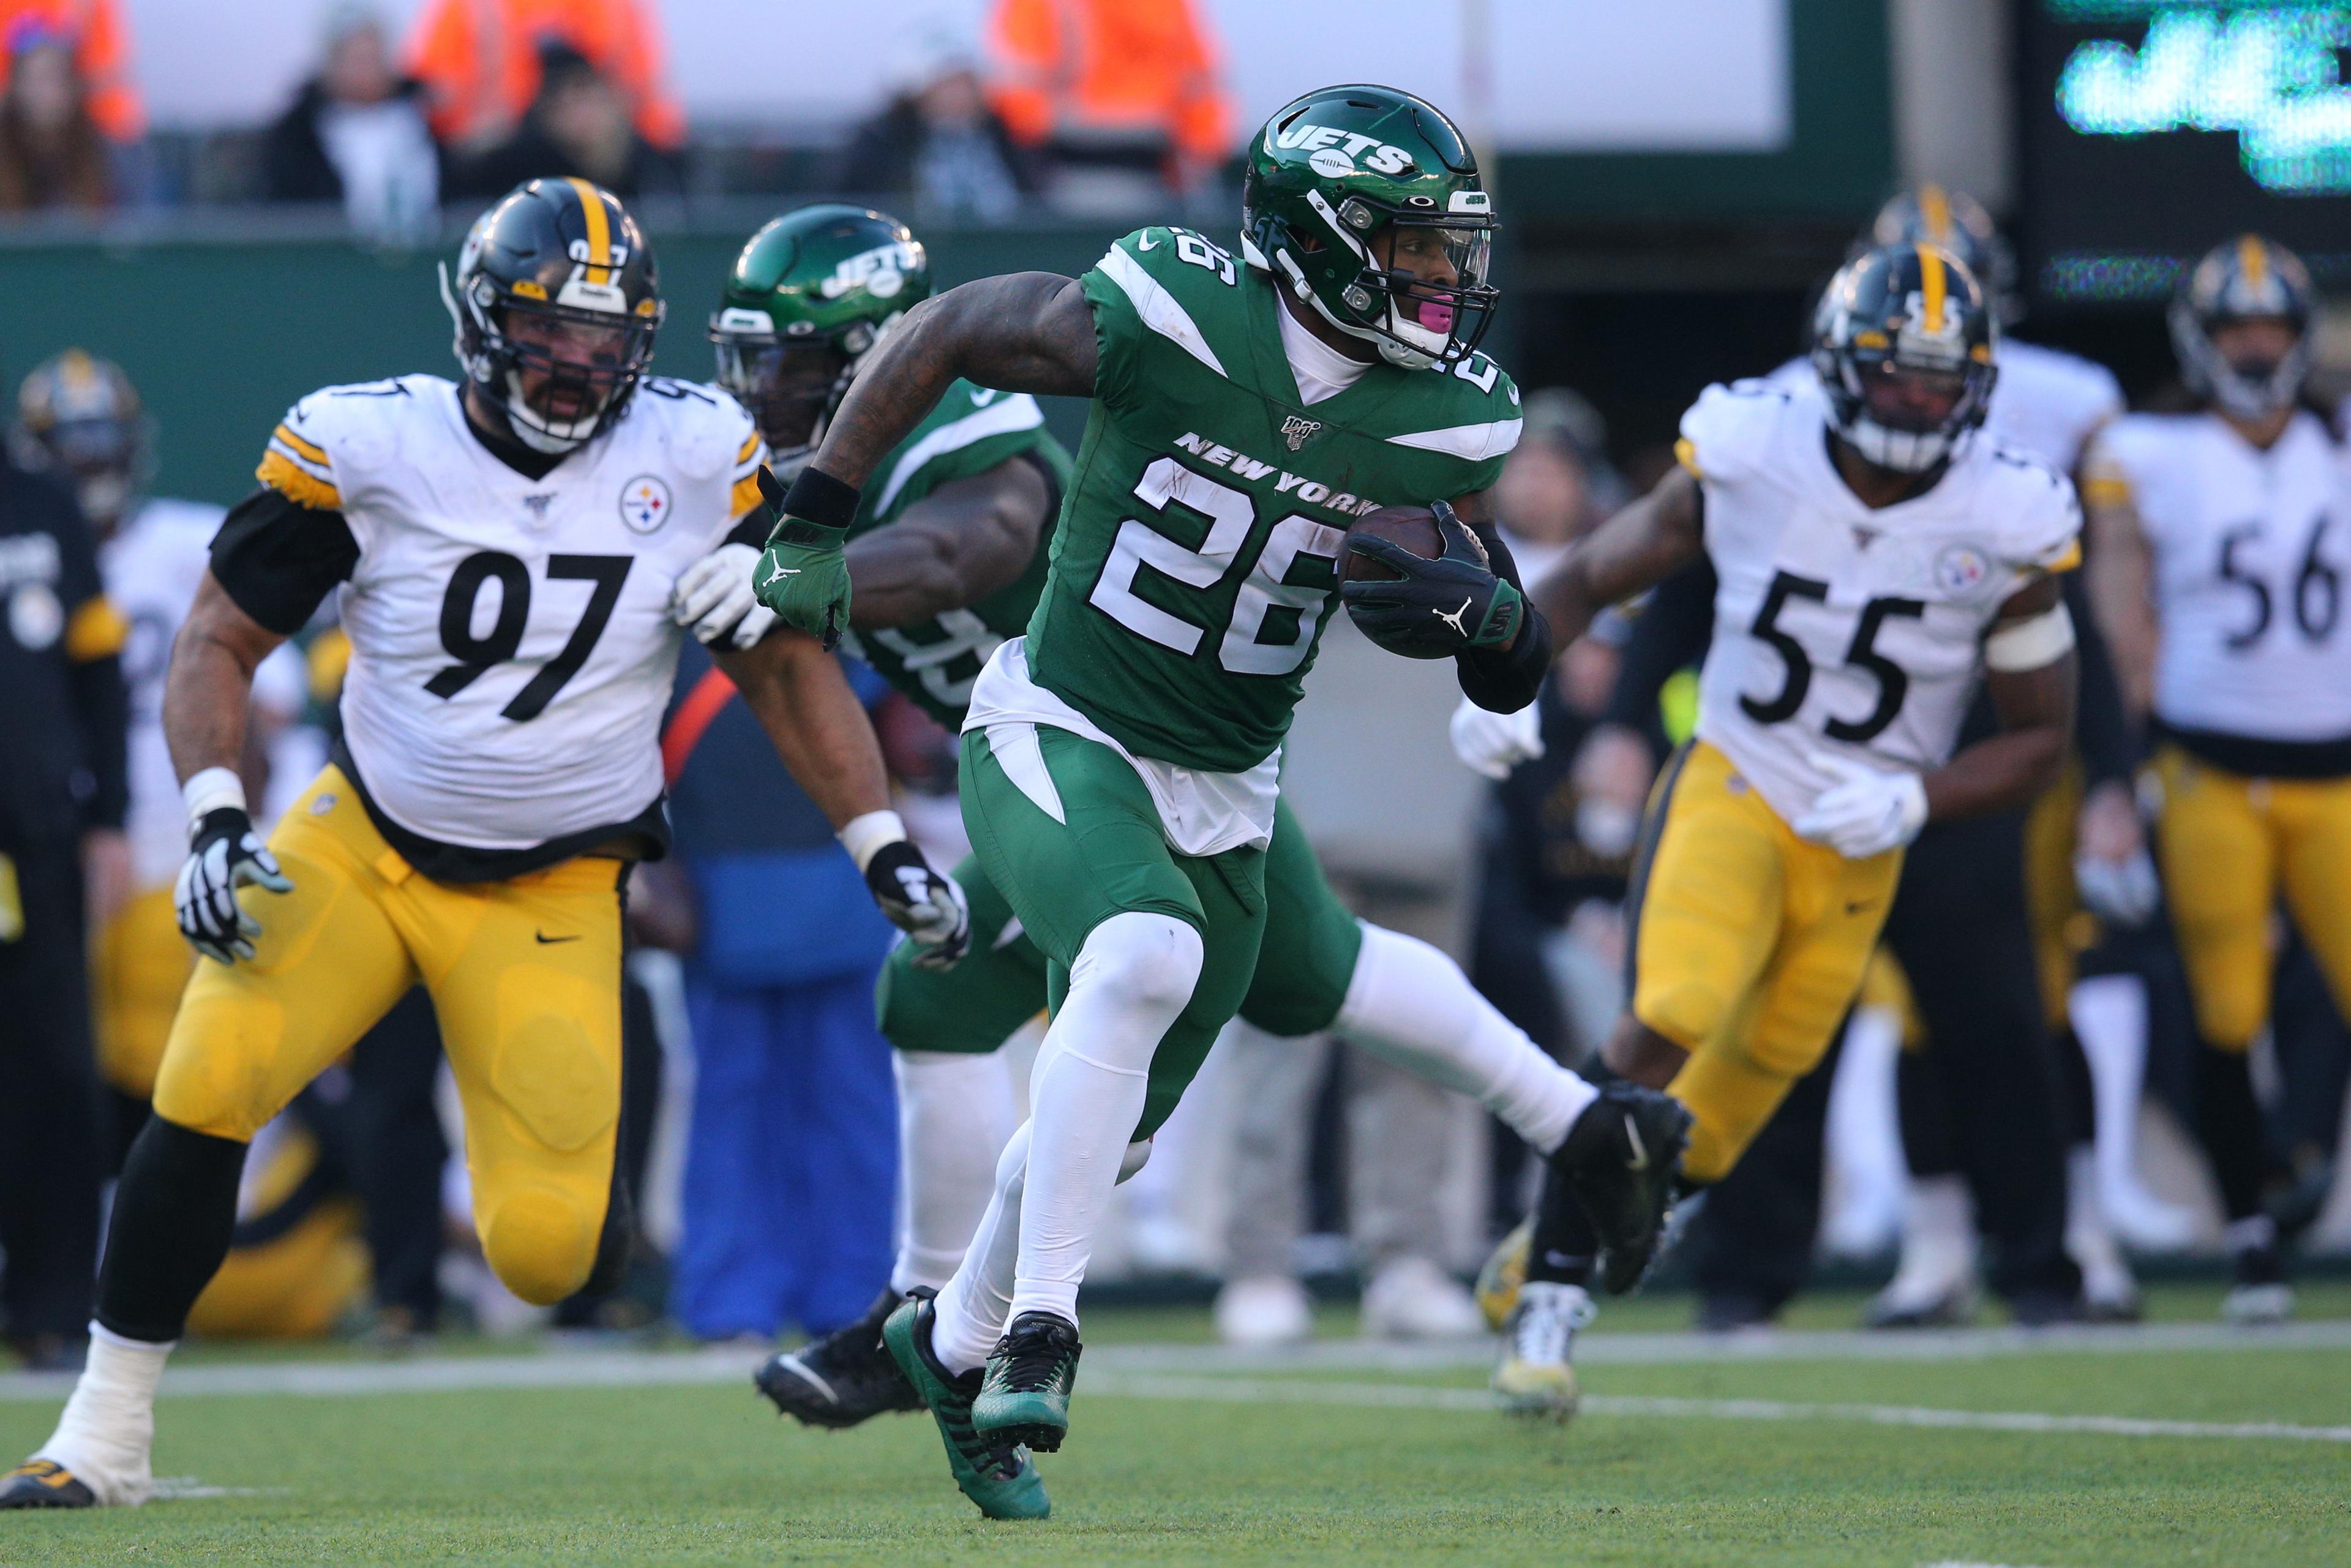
[[1083, 1373, 2351, 1444]]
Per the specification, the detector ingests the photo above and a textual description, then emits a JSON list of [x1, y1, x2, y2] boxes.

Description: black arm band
[[1455, 606, 1553, 714], [779, 467, 862, 533]]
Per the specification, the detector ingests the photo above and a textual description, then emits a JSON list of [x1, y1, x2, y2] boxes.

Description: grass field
[[4, 1285, 2347, 1566]]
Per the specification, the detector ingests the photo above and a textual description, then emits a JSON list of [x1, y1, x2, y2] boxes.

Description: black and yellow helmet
[[11, 348, 151, 528], [440, 177, 664, 454], [1812, 243, 1999, 474], [1865, 184, 2017, 325], [2170, 234, 2315, 420]]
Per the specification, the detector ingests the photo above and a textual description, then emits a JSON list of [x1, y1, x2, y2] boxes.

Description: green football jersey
[[844, 378, 1071, 726], [1026, 226, 1523, 774]]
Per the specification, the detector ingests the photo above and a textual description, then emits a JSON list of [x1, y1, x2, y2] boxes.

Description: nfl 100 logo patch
[[619, 475, 673, 534]]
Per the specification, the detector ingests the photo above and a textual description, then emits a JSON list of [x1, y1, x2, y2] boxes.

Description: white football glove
[[865, 841, 971, 970], [2075, 848, 2160, 927], [672, 542, 778, 650], [174, 807, 294, 964], [1793, 752, 1927, 860], [1449, 696, 1545, 781]]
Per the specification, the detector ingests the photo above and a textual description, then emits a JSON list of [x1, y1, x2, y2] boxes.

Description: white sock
[[932, 1122, 1031, 1375], [34, 1323, 171, 1506], [1333, 923, 1597, 1153], [1882, 1173, 1977, 1305], [891, 1049, 1020, 1296], [1007, 911, 1201, 1327]]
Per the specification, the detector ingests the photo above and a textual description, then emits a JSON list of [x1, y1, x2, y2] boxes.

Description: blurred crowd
[[0, 0, 1240, 240]]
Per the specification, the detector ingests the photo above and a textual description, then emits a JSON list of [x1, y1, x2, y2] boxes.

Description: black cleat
[[756, 1286, 923, 1430], [1551, 1081, 1695, 1296], [0, 1460, 95, 1509], [971, 1312, 1082, 1454]]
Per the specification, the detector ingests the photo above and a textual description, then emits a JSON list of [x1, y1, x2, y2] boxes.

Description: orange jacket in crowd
[[405, 0, 684, 152], [987, 0, 1231, 170], [0, 0, 140, 142]]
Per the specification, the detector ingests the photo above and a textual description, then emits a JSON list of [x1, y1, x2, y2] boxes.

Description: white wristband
[[182, 767, 248, 832], [836, 809, 909, 873]]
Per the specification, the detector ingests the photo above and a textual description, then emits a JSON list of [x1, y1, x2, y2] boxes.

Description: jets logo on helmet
[[1243, 84, 1499, 371], [819, 241, 924, 301], [710, 204, 933, 473], [2169, 233, 2315, 421], [1812, 242, 1998, 475], [440, 177, 663, 456]]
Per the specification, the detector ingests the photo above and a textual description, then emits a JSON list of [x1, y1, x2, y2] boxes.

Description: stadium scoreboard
[[2020, 1, 2351, 301]]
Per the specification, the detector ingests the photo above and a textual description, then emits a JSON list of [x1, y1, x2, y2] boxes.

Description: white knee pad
[[1070, 911, 1205, 1054]]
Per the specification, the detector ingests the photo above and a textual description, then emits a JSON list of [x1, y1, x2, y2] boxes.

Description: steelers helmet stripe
[[1916, 243, 1947, 335], [2238, 233, 2269, 290], [1919, 183, 1954, 247], [567, 176, 612, 280]]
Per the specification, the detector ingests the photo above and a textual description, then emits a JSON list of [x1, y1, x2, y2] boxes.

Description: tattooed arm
[[754, 273, 1097, 646], [812, 274, 1098, 490]]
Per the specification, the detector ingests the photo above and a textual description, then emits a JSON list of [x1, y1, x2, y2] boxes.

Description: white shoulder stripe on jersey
[[267, 435, 336, 484], [1097, 244, 1228, 381], [871, 394, 1049, 515], [1385, 418, 1523, 463]]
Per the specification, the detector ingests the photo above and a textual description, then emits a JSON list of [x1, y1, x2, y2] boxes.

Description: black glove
[[1340, 500, 1526, 659], [864, 839, 970, 970], [174, 807, 293, 964]]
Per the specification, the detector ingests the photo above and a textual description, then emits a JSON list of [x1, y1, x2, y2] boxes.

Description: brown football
[[1340, 505, 1445, 583]]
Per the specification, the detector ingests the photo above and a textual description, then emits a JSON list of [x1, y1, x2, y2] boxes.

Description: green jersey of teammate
[[1029, 225, 1521, 773], [842, 380, 1071, 726]]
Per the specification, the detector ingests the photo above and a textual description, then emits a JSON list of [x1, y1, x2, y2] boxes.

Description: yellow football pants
[[2154, 746, 2351, 1054], [1630, 741, 1904, 1184], [2023, 761, 2093, 1031], [92, 883, 195, 1099], [152, 765, 629, 1306]]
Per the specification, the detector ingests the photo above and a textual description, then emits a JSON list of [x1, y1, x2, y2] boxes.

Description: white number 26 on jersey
[[1087, 457, 1344, 677]]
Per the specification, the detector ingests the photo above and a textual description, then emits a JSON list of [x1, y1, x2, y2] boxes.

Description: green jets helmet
[[1242, 83, 1497, 370], [710, 203, 930, 470]]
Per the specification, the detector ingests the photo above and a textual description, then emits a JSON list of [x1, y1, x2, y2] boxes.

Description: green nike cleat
[[0, 1460, 96, 1509], [971, 1311, 1082, 1454], [880, 1295, 1051, 1521]]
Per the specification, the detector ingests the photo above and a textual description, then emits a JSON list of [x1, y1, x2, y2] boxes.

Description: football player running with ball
[[730, 201, 1697, 1455], [751, 88, 1689, 1517], [1, 178, 966, 1512], [1483, 242, 2083, 1403]]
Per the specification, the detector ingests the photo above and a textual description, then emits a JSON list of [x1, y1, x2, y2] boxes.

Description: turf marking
[[1082, 1372, 2351, 1445]]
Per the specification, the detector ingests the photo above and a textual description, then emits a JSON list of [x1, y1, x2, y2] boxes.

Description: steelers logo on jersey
[[618, 475, 673, 534], [1933, 543, 1992, 599]]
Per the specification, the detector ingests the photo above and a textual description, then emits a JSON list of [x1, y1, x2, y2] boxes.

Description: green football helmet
[[711, 203, 931, 471], [1242, 83, 1497, 370]]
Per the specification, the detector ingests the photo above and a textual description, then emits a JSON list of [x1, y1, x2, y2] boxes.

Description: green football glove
[[752, 467, 858, 650]]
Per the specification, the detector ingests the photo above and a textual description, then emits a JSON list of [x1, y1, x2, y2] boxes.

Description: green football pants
[[878, 773, 1363, 1082], [932, 722, 1344, 1138]]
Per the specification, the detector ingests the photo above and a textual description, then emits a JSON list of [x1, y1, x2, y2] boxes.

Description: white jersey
[[2085, 409, 2351, 743], [1682, 377, 2082, 828], [100, 498, 305, 889], [265, 375, 763, 853], [1769, 337, 2123, 476]]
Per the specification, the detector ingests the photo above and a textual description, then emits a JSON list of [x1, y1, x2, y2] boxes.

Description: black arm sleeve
[[210, 486, 361, 636], [69, 652, 129, 830], [1601, 558, 1717, 735], [1453, 520, 1553, 713], [2064, 569, 2135, 787]]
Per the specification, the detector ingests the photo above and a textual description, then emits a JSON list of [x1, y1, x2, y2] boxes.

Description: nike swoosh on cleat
[[534, 931, 581, 945], [1624, 1116, 1650, 1171], [775, 1357, 839, 1405]]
